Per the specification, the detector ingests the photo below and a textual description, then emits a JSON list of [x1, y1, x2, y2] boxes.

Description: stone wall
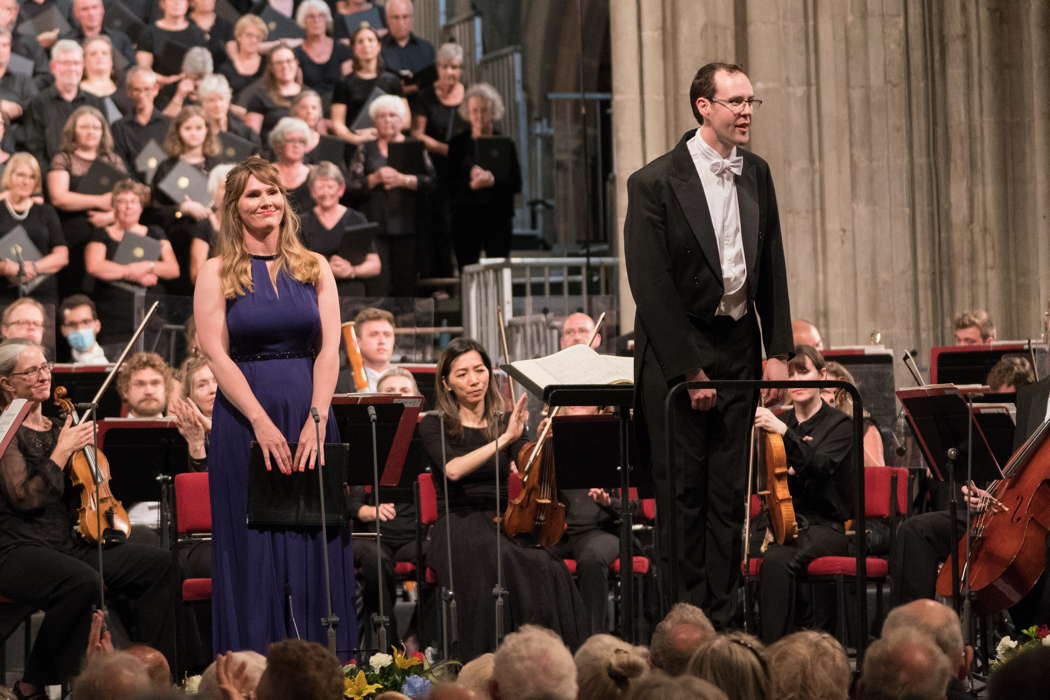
[[611, 0, 1050, 358]]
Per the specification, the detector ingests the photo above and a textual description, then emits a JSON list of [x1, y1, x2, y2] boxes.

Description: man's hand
[[754, 406, 787, 436], [762, 357, 789, 406], [85, 610, 114, 660], [685, 367, 716, 411]]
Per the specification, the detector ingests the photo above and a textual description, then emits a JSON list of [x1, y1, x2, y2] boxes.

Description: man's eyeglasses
[[4, 319, 44, 329], [10, 362, 53, 378], [709, 96, 763, 113]]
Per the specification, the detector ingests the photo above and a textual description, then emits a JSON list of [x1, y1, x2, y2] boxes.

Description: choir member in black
[[752, 345, 854, 644], [333, 0, 386, 39], [189, 163, 234, 283], [269, 117, 313, 215], [411, 42, 467, 280], [158, 46, 213, 118], [447, 83, 522, 269], [217, 15, 268, 103], [80, 36, 128, 120], [292, 90, 345, 168], [0, 29, 40, 151], [294, 0, 353, 102], [135, 0, 207, 84], [347, 94, 433, 298], [380, 0, 435, 98], [299, 160, 379, 296], [419, 338, 589, 661], [45, 105, 127, 297], [199, 74, 260, 150], [0, 339, 179, 696], [62, 0, 136, 68], [150, 105, 219, 295], [189, 0, 234, 73], [0, 153, 66, 307], [85, 179, 179, 350], [242, 45, 303, 143], [330, 25, 402, 146], [111, 67, 172, 182]]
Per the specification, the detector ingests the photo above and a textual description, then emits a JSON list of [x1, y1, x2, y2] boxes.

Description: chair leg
[[835, 576, 848, 647]]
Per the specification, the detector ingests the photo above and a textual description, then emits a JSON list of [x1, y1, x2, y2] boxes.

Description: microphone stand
[[491, 424, 507, 647], [437, 412, 458, 658], [311, 407, 339, 656], [367, 404, 390, 652]]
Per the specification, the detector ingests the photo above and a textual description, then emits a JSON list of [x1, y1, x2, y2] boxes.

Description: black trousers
[[371, 236, 418, 298], [354, 535, 418, 645], [758, 523, 849, 644], [451, 211, 512, 270], [0, 542, 180, 685], [550, 528, 621, 633], [889, 509, 961, 607], [642, 313, 760, 628]]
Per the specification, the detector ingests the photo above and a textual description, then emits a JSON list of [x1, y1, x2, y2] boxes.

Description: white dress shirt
[[72, 343, 109, 365], [686, 127, 748, 320]]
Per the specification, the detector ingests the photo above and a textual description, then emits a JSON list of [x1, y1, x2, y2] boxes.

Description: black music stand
[[897, 387, 1007, 618], [543, 384, 644, 642], [47, 365, 123, 420]]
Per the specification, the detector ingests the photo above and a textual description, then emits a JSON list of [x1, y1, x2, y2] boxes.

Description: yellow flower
[[393, 646, 423, 671], [344, 670, 383, 699]]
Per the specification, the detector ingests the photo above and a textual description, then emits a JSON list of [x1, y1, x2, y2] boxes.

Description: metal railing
[[461, 256, 619, 360], [442, 13, 483, 85]]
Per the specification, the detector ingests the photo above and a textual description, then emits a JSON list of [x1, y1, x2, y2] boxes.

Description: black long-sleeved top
[[347, 139, 434, 236], [446, 130, 522, 224], [418, 414, 527, 514], [783, 402, 854, 524], [0, 422, 76, 562], [112, 111, 172, 181], [23, 88, 106, 168]]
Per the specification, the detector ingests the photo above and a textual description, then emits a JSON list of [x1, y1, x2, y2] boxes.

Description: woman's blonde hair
[[164, 105, 220, 158], [0, 152, 40, 192], [686, 632, 769, 700], [575, 634, 650, 700], [58, 106, 114, 156], [217, 156, 319, 299], [234, 14, 268, 42]]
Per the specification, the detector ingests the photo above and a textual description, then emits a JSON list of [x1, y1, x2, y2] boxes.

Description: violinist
[[0, 338, 178, 697], [418, 338, 588, 661], [752, 345, 853, 644]]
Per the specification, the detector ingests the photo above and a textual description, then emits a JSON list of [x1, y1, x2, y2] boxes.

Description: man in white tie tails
[[624, 62, 794, 627]]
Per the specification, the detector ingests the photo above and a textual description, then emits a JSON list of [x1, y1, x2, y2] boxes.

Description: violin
[[935, 418, 1050, 613], [341, 321, 369, 392], [53, 386, 130, 544], [753, 426, 798, 544]]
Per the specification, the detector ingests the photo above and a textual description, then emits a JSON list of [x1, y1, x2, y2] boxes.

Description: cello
[[935, 417, 1050, 614]]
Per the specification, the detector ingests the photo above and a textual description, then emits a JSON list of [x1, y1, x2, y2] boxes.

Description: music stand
[[543, 384, 644, 642], [246, 442, 351, 528], [897, 386, 1007, 617], [48, 365, 123, 420]]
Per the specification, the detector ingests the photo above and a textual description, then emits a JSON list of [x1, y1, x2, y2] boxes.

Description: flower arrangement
[[343, 647, 457, 699], [993, 625, 1050, 668]]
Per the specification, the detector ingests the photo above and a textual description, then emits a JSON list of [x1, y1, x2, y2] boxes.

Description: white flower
[[1042, 635, 1050, 647], [370, 652, 393, 671], [996, 636, 1018, 657], [183, 675, 203, 694]]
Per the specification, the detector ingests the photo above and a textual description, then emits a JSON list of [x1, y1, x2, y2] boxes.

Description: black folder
[[16, 6, 71, 36], [157, 160, 209, 206], [259, 5, 304, 41], [0, 225, 46, 293], [247, 441, 350, 528], [338, 222, 378, 264], [153, 36, 190, 76], [78, 159, 127, 196], [341, 6, 383, 34], [134, 139, 166, 182], [387, 139, 425, 175], [218, 130, 256, 163], [104, 1, 147, 45], [5, 52, 33, 77], [112, 231, 162, 265], [311, 134, 349, 167], [474, 136, 515, 183], [349, 86, 386, 132]]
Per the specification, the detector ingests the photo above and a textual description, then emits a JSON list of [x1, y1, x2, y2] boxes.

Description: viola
[[53, 386, 130, 543], [341, 321, 369, 392], [754, 427, 798, 544], [503, 423, 566, 547], [935, 418, 1050, 613]]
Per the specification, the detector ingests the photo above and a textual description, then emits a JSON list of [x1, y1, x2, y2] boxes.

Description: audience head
[[353, 307, 395, 369], [988, 646, 1050, 700], [376, 367, 418, 395], [2, 298, 46, 345], [490, 625, 577, 700], [0, 338, 48, 405], [686, 632, 769, 700], [125, 66, 160, 110], [882, 598, 969, 680], [124, 645, 171, 688], [166, 104, 219, 157], [255, 639, 342, 700], [350, 25, 383, 71], [650, 602, 716, 676], [436, 42, 464, 86], [197, 650, 266, 700], [265, 45, 302, 99], [386, 0, 415, 43], [624, 672, 728, 700], [985, 355, 1034, 393], [208, 163, 236, 209], [574, 633, 650, 700], [82, 35, 114, 80], [72, 651, 152, 700], [179, 354, 216, 416], [268, 116, 311, 162], [111, 178, 150, 228], [50, 39, 85, 90], [858, 628, 952, 700], [456, 652, 494, 700], [59, 294, 102, 354], [199, 74, 233, 123], [369, 94, 408, 141], [0, 152, 41, 203], [952, 309, 995, 345], [460, 83, 504, 132], [60, 105, 112, 155], [73, 0, 106, 34], [116, 352, 172, 418], [765, 631, 849, 700], [291, 90, 324, 131], [307, 161, 345, 209], [791, 319, 824, 351], [233, 14, 268, 54], [296, 0, 333, 36], [560, 312, 601, 350]]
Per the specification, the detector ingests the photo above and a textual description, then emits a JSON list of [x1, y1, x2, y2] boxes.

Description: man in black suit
[[624, 62, 793, 627]]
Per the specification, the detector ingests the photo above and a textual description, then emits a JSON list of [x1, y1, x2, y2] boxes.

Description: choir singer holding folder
[[623, 62, 792, 628]]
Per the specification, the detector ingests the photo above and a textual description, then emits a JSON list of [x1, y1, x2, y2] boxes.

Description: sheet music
[[509, 345, 634, 391], [0, 399, 27, 442]]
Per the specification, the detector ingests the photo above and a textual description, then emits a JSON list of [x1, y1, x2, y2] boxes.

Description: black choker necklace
[[250, 253, 278, 260]]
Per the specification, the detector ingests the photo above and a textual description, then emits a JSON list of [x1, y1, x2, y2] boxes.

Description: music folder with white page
[[504, 344, 634, 399], [0, 399, 31, 457]]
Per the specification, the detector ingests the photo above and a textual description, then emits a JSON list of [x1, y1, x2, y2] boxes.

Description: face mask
[[67, 328, 96, 352]]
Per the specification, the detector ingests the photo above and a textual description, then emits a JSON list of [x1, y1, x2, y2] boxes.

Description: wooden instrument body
[[503, 438, 565, 547], [935, 429, 1050, 614], [340, 321, 369, 392], [54, 387, 130, 543], [758, 430, 798, 544]]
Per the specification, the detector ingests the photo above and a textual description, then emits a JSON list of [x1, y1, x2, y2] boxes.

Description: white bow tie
[[710, 156, 743, 178]]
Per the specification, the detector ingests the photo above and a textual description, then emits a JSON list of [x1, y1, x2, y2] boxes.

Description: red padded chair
[[174, 473, 212, 603]]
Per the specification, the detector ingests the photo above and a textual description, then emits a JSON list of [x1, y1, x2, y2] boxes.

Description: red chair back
[[418, 472, 438, 525], [174, 473, 211, 535], [863, 466, 909, 519]]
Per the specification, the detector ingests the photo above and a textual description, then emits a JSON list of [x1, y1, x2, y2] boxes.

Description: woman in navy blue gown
[[193, 156, 356, 657]]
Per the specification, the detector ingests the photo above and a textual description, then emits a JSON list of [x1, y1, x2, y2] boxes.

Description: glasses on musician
[[10, 362, 53, 378], [4, 319, 44, 329], [710, 96, 763, 113]]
